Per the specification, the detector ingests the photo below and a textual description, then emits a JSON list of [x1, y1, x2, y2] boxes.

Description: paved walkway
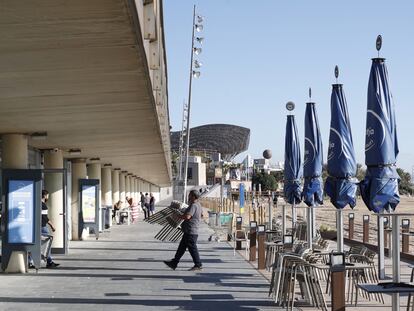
[[0, 214, 275, 311]]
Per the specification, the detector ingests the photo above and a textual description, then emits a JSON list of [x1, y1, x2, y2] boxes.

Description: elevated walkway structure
[[0, 0, 170, 185], [0, 0, 171, 272]]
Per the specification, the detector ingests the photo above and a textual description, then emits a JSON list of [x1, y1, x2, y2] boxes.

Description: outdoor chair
[[269, 245, 327, 310]]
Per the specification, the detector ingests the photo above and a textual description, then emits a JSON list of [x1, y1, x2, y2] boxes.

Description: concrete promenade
[[0, 213, 275, 311]]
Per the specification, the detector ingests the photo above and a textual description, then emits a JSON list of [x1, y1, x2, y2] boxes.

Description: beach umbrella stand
[[325, 66, 358, 253], [283, 102, 302, 237], [303, 89, 324, 249], [359, 36, 404, 311]]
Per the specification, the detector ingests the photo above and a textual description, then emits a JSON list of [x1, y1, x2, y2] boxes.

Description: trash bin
[[105, 206, 112, 229], [208, 211, 218, 227], [219, 213, 232, 226]]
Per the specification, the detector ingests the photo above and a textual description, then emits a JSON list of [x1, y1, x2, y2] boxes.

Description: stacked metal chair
[[145, 202, 186, 242], [269, 243, 328, 310]]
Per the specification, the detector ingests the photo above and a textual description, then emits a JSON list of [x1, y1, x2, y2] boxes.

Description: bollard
[[402, 218, 410, 253], [330, 252, 346, 311], [348, 213, 354, 240], [257, 224, 266, 270], [236, 216, 243, 250], [363, 215, 370, 244], [249, 221, 257, 261]]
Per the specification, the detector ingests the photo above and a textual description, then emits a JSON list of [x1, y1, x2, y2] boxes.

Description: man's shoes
[[188, 265, 203, 271], [28, 263, 36, 269], [46, 262, 60, 268], [163, 260, 177, 270]]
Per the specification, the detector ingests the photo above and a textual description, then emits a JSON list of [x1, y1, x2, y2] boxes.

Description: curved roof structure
[[171, 124, 250, 161]]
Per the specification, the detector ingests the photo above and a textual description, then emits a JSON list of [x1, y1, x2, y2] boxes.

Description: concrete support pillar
[[129, 174, 134, 198], [101, 164, 112, 228], [133, 177, 138, 203], [120, 171, 126, 206], [101, 164, 112, 208], [2, 134, 28, 273], [112, 169, 120, 205], [87, 162, 102, 231], [43, 149, 64, 250], [125, 174, 131, 200], [137, 179, 142, 192], [2, 134, 28, 169], [71, 159, 87, 241]]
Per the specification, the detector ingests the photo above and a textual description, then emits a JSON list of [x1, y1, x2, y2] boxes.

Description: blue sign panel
[[239, 183, 245, 208], [7, 180, 35, 244]]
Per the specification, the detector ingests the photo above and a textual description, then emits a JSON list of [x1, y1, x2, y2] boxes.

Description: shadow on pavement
[[0, 297, 274, 310]]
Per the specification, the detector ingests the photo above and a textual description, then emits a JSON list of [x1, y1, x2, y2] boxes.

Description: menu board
[[82, 185, 96, 223], [7, 180, 35, 244]]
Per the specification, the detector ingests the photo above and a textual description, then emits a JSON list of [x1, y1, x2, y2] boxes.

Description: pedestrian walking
[[149, 193, 156, 216], [30, 190, 60, 268], [163, 190, 203, 271], [144, 193, 150, 219]]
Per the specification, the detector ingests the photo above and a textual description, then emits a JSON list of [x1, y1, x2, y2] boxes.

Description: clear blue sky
[[163, 0, 414, 173]]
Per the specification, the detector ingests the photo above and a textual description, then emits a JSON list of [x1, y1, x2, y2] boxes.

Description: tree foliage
[[252, 172, 277, 191], [397, 167, 413, 195]]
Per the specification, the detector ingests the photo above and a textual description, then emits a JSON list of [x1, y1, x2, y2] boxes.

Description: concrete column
[[87, 162, 102, 231], [133, 177, 138, 203], [71, 159, 87, 241], [137, 179, 142, 192], [112, 168, 120, 205], [120, 171, 126, 206], [101, 164, 112, 228], [101, 164, 112, 208], [128, 174, 133, 201], [2, 134, 28, 273], [125, 174, 131, 200], [43, 149, 64, 250]]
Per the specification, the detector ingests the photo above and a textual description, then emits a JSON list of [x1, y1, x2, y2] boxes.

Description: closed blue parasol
[[359, 57, 400, 213], [325, 83, 357, 209], [284, 115, 302, 205], [303, 101, 323, 206]]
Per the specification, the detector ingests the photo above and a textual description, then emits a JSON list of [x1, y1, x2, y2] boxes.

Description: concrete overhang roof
[[0, 0, 171, 186]]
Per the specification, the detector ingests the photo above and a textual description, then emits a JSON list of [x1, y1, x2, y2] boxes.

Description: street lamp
[[182, 5, 205, 204]]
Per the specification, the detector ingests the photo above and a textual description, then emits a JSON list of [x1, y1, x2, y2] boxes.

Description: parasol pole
[[307, 206, 313, 249], [333, 65, 344, 252], [337, 209, 344, 252]]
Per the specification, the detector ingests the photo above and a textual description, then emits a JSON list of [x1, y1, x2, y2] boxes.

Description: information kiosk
[[79, 179, 100, 240], [1, 169, 42, 271]]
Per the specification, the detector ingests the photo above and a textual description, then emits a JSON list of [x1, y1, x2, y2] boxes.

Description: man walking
[[164, 190, 203, 271], [31, 190, 60, 268]]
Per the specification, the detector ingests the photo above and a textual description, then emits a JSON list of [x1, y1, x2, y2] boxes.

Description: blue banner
[[239, 183, 245, 208]]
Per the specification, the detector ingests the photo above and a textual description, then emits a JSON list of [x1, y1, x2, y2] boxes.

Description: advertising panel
[[7, 180, 35, 244], [82, 185, 96, 223]]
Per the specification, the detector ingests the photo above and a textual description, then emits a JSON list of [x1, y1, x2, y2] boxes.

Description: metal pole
[[307, 207, 312, 249], [292, 202, 296, 230], [337, 209, 343, 252], [182, 5, 196, 204], [377, 215, 385, 279], [177, 101, 187, 181], [268, 194, 272, 230], [312, 206, 317, 237], [391, 214, 400, 311], [220, 161, 224, 212]]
